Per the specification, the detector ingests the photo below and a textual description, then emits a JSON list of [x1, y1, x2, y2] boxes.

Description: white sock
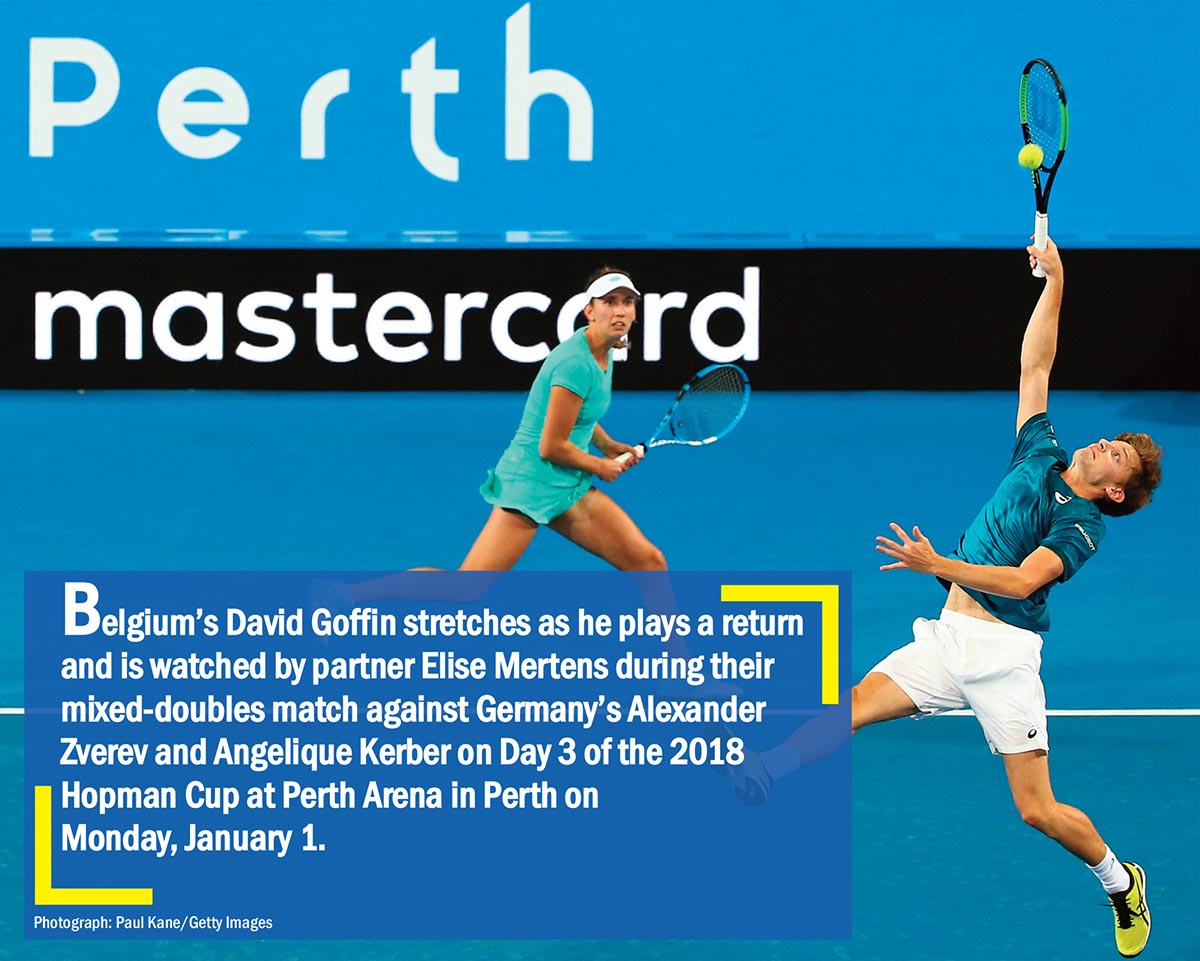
[[1089, 846, 1132, 894], [759, 743, 804, 781]]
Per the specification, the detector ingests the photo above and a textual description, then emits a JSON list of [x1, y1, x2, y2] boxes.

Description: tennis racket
[[1019, 58, 1069, 277], [615, 363, 750, 463]]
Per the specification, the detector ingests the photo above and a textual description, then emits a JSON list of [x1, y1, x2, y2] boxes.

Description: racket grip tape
[[1032, 211, 1049, 278], [615, 444, 646, 465]]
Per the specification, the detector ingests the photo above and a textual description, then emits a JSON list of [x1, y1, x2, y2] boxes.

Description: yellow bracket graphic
[[720, 584, 841, 705], [34, 785, 153, 906]]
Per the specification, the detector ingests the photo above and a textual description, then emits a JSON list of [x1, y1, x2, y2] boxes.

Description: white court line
[[762, 708, 1200, 717], [1, 707, 1198, 717], [949, 708, 1200, 717]]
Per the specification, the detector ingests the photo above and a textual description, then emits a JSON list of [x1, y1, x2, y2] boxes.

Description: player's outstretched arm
[[1016, 237, 1065, 434], [875, 523, 1064, 600]]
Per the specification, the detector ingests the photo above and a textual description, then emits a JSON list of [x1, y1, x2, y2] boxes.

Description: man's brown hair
[[1099, 432, 1163, 517]]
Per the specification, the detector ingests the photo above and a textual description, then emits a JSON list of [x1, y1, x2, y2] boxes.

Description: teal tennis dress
[[480, 328, 613, 524]]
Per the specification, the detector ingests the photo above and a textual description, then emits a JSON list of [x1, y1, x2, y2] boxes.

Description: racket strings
[[1023, 67, 1064, 163], [670, 366, 748, 443]]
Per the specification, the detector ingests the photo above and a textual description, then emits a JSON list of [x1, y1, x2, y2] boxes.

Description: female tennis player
[[458, 266, 663, 570], [351, 267, 665, 581]]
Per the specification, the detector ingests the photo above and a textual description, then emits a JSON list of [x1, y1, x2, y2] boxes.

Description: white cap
[[585, 272, 640, 300]]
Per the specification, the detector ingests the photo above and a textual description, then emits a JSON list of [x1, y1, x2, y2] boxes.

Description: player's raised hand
[[1027, 235, 1063, 279], [876, 523, 940, 573]]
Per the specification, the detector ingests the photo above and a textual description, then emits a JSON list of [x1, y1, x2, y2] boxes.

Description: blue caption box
[[26, 571, 851, 940]]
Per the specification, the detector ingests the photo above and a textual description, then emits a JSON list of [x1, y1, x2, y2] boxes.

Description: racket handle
[[615, 444, 646, 465], [1031, 211, 1049, 278]]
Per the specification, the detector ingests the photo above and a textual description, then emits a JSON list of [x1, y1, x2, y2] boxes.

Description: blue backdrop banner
[[2, 0, 1197, 247]]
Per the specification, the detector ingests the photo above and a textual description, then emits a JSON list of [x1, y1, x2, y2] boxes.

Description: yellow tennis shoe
[[1108, 861, 1151, 957]]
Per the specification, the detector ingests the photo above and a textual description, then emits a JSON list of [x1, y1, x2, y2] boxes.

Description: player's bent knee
[[1016, 801, 1055, 835]]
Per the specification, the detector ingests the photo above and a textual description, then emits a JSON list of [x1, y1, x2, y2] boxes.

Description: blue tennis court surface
[[2, 389, 1197, 959]]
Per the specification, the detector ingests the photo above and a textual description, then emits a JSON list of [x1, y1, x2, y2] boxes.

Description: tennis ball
[[1018, 143, 1044, 170]]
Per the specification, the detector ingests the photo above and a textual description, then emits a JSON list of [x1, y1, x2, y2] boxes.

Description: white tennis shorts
[[870, 608, 1049, 755]]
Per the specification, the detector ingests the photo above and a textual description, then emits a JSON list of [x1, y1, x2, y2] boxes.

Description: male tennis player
[[725, 238, 1162, 957]]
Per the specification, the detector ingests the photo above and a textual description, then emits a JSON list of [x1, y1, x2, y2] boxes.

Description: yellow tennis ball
[[1018, 143, 1044, 170]]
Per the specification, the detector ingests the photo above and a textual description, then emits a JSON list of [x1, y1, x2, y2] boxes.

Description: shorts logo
[[1027, 728, 1038, 739]]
